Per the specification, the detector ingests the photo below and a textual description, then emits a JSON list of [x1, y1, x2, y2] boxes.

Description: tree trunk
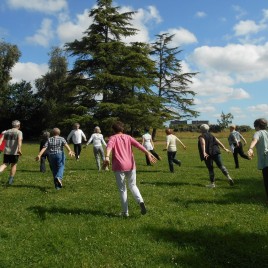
[[152, 128, 157, 141]]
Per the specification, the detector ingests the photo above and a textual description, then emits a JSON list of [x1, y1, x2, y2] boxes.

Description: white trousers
[[114, 170, 144, 214]]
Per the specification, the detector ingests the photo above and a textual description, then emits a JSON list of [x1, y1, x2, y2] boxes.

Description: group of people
[[1, 118, 268, 217]]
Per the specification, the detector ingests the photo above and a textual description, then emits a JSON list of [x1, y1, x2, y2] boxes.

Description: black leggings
[[262, 167, 268, 199], [145, 149, 161, 165], [73, 143, 82, 159], [204, 154, 229, 183]]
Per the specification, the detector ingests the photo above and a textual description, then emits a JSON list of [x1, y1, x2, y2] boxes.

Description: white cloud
[[232, 5, 247, 20], [143, 5, 162, 24], [57, 9, 92, 43], [261, 9, 268, 23], [160, 27, 198, 47], [11, 62, 48, 87], [190, 43, 268, 83], [248, 104, 268, 116], [121, 5, 162, 43], [233, 20, 266, 36], [7, 0, 67, 13], [196, 105, 216, 113], [195, 11, 206, 18], [25, 19, 54, 47]]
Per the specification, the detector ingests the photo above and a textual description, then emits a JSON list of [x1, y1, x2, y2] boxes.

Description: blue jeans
[[49, 152, 65, 182]]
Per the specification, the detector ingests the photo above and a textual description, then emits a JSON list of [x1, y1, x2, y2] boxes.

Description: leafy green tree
[[217, 111, 234, 131], [5, 81, 40, 137], [0, 41, 21, 124], [150, 33, 199, 139], [35, 47, 86, 133], [65, 0, 161, 135]]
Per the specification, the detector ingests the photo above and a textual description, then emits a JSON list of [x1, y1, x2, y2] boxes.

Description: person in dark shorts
[[0, 120, 23, 185]]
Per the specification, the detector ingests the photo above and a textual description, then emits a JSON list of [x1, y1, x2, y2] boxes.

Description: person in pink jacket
[[104, 121, 157, 217]]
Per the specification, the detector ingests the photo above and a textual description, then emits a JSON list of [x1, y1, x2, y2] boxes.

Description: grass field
[[0, 130, 267, 267]]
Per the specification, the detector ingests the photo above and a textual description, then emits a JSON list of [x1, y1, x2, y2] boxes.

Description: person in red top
[[0, 132, 6, 152], [104, 121, 157, 217]]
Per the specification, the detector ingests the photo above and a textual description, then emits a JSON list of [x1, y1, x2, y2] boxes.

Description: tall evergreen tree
[[65, 0, 161, 134], [151, 33, 199, 139]]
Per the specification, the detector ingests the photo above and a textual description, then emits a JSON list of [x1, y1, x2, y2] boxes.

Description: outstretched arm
[[247, 138, 258, 158], [35, 147, 47, 161], [215, 137, 230, 153], [239, 133, 247, 145], [64, 143, 75, 157], [176, 137, 186, 150]]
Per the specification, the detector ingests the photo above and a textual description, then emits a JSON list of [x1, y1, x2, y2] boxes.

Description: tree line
[[0, 0, 198, 140]]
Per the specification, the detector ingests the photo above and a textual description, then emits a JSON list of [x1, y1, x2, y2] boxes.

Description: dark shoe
[[54, 178, 62, 189], [229, 179, 234, 186], [140, 202, 147, 215]]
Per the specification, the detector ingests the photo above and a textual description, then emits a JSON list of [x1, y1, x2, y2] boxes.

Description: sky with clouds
[[1, 0, 268, 126]]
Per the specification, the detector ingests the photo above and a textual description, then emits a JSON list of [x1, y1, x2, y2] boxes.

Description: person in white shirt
[[85, 126, 107, 170], [164, 128, 186, 173], [142, 127, 161, 166], [67, 123, 87, 160]]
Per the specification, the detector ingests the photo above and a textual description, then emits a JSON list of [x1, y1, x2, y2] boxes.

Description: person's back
[[142, 133, 153, 150], [4, 128, 22, 155], [198, 132, 220, 160], [0, 120, 23, 185], [108, 133, 137, 171]]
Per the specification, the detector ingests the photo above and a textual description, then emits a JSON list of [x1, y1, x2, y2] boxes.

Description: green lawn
[[0, 131, 267, 267]]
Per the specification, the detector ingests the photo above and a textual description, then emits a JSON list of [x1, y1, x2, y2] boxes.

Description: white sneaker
[[206, 183, 215, 188], [120, 212, 129, 218]]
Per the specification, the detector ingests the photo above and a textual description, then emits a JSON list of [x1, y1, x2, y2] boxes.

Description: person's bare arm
[[64, 143, 75, 157], [17, 137, 22, 155], [215, 137, 230, 153], [35, 147, 47, 161], [199, 136, 209, 159], [247, 138, 258, 158]]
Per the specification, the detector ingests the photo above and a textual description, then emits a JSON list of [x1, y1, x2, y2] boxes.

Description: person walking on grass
[[67, 123, 87, 160], [36, 128, 75, 190], [142, 127, 161, 166], [247, 118, 268, 200], [198, 124, 234, 188], [164, 128, 186, 173], [228, 124, 251, 168], [0, 120, 22, 185], [103, 121, 157, 217], [85, 126, 107, 171], [39, 130, 50, 173]]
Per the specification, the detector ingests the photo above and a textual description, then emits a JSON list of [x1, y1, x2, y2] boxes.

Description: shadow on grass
[[27, 205, 116, 220], [141, 180, 204, 187], [17, 169, 41, 173], [11, 184, 49, 192], [140, 180, 204, 187], [144, 225, 268, 267]]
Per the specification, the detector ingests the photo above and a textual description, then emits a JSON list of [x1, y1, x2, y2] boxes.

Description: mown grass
[[0, 130, 267, 268]]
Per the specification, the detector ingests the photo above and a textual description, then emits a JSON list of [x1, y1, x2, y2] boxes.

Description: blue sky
[[1, 0, 268, 127]]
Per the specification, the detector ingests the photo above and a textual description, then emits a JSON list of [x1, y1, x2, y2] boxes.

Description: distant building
[[170, 120, 188, 125], [192, 120, 209, 125], [169, 120, 210, 129]]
